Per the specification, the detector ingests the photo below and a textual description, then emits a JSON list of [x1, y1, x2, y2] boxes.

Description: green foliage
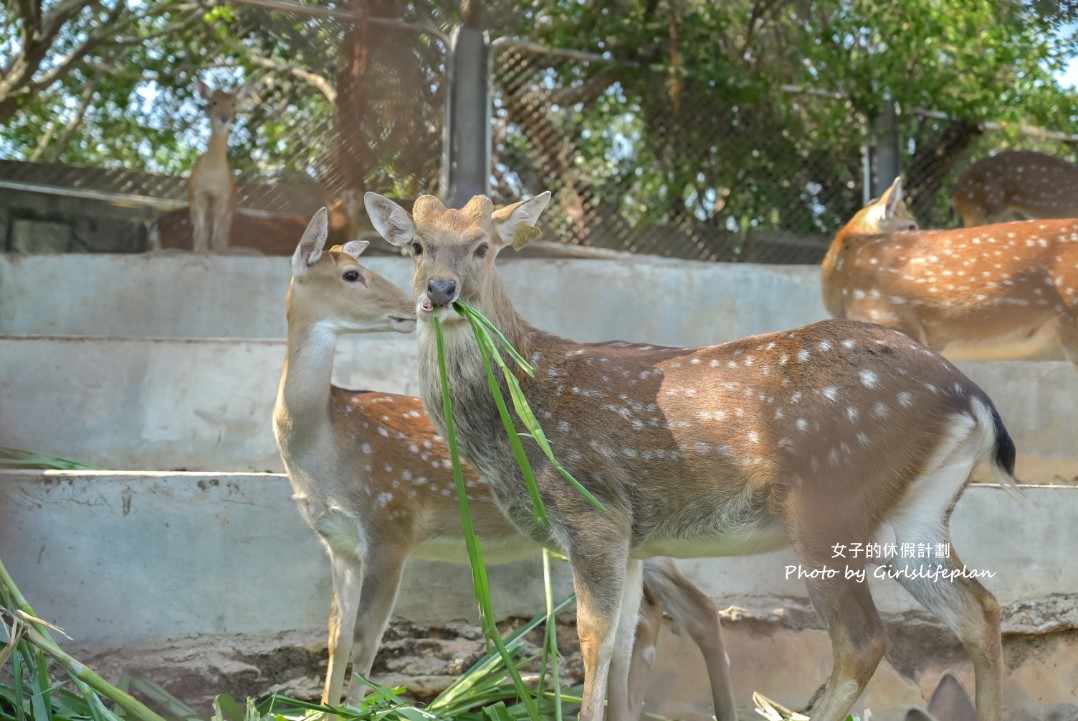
[[0, 449, 95, 471]]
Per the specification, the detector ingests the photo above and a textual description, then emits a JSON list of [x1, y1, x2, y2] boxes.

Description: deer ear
[[293, 208, 329, 274], [235, 79, 257, 104], [340, 240, 369, 258], [196, 77, 212, 101], [365, 193, 416, 247], [492, 191, 551, 252], [882, 177, 904, 219]]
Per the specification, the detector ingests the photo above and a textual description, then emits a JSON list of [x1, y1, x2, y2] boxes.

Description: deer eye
[[411, 242, 423, 256], [474, 243, 489, 258], [342, 269, 362, 283]]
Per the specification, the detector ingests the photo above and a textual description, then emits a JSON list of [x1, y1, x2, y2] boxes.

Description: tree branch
[[248, 55, 337, 103]]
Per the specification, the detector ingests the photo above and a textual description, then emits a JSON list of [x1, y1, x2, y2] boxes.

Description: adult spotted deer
[[365, 191, 1017, 721], [951, 150, 1078, 227], [188, 77, 254, 252], [823, 176, 1078, 368], [274, 210, 737, 719]]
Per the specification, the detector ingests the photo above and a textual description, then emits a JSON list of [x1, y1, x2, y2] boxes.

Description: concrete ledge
[[0, 254, 829, 344], [0, 335, 419, 471], [2, 335, 1074, 476]]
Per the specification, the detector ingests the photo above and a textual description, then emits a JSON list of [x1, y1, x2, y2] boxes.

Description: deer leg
[[345, 546, 409, 704], [625, 582, 664, 721], [879, 417, 1003, 721], [571, 537, 631, 721], [606, 559, 643, 721], [324, 553, 365, 708], [189, 199, 209, 252], [803, 574, 888, 721], [1057, 314, 1078, 372], [641, 557, 738, 721], [210, 199, 233, 252], [888, 545, 1003, 721]]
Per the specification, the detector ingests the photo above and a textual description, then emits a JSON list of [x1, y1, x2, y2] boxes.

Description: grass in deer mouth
[[431, 301, 608, 721]]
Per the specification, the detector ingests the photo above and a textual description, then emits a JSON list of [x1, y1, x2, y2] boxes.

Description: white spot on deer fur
[[873, 402, 889, 418], [378, 427, 389, 437], [818, 341, 832, 352], [860, 370, 878, 388], [822, 387, 838, 401], [361, 443, 372, 454], [557, 420, 571, 434], [798, 348, 810, 363], [748, 431, 759, 443], [847, 406, 859, 422], [796, 418, 809, 432], [402, 470, 413, 481], [842, 339, 855, 349], [710, 359, 720, 368], [790, 391, 802, 404], [778, 437, 794, 450], [623, 448, 639, 459], [774, 408, 784, 419], [691, 358, 701, 365], [779, 354, 789, 365], [898, 391, 914, 407], [828, 449, 840, 466], [376, 492, 393, 508]]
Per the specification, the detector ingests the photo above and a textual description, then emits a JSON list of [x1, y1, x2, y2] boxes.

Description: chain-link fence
[[2, 0, 1077, 260], [492, 40, 867, 263]]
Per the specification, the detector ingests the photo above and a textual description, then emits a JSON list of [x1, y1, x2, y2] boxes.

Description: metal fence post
[[869, 95, 901, 198], [443, 24, 491, 207]]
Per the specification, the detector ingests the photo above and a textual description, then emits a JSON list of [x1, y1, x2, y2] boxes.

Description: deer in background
[[366, 190, 1016, 721], [188, 77, 255, 252], [823, 176, 1078, 369], [274, 209, 738, 719], [951, 150, 1078, 227]]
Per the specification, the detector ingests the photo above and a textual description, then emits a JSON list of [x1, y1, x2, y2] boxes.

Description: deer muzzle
[[426, 278, 457, 308]]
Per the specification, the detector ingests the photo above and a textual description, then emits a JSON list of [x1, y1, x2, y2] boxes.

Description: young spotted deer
[[951, 150, 1078, 227], [188, 77, 255, 252], [365, 191, 1017, 721], [273, 210, 737, 719], [823, 176, 1078, 368]]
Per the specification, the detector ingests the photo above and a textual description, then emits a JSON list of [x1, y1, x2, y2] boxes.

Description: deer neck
[[275, 315, 338, 446], [415, 273, 544, 491], [821, 226, 857, 318]]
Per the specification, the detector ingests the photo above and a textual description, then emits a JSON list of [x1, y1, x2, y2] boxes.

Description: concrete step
[[0, 335, 417, 472], [0, 254, 829, 345], [3, 334, 1074, 478], [3, 471, 1075, 720]]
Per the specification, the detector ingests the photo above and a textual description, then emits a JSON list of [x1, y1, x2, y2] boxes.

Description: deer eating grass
[[365, 190, 1017, 721], [273, 209, 737, 719], [188, 77, 254, 252], [951, 150, 1078, 227], [823, 177, 1078, 368]]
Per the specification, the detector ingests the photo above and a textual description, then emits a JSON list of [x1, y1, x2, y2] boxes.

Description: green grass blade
[[432, 309, 541, 721], [454, 302, 534, 376], [475, 323, 605, 513], [463, 313, 549, 529], [0, 448, 95, 471]]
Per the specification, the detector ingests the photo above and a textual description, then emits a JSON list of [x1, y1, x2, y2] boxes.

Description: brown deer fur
[[823, 177, 1078, 368]]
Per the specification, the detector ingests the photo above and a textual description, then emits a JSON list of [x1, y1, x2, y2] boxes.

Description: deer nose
[[427, 279, 457, 307]]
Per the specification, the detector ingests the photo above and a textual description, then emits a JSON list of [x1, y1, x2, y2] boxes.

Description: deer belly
[[631, 521, 788, 559], [935, 318, 1062, 361]]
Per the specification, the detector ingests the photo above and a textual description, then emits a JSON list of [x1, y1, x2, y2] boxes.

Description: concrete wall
[[1, 254, 1075, 478], [2, 252, 1077, 720]]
